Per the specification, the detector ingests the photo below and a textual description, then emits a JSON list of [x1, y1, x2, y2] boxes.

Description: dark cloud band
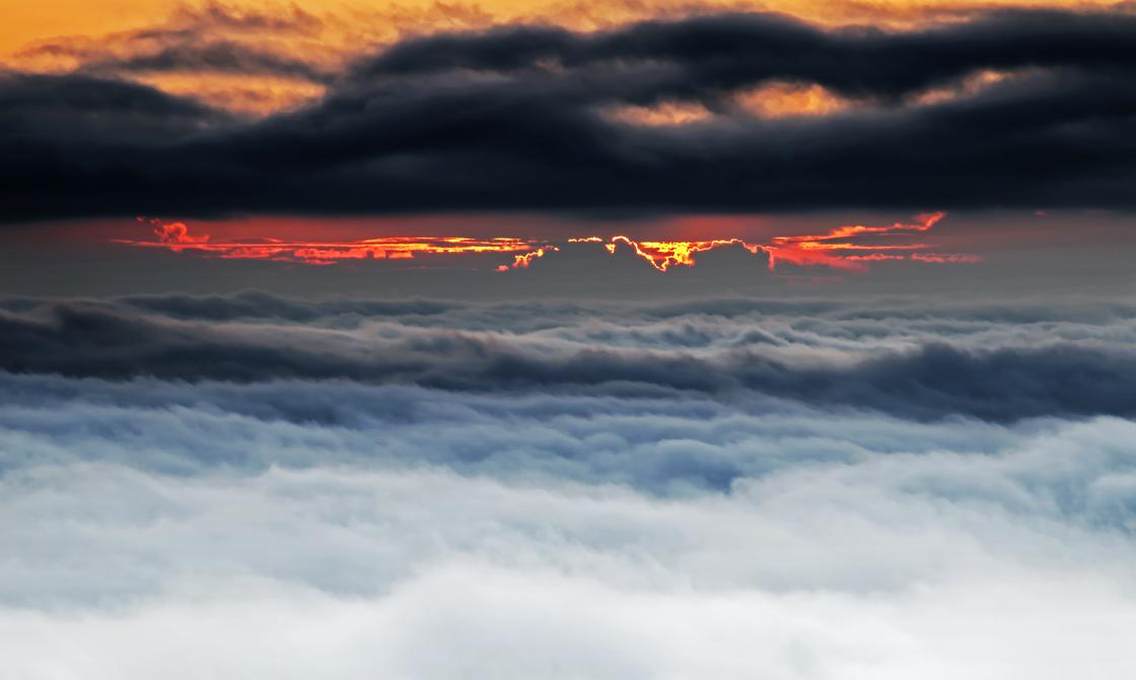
[[4, 9, 1136, 221]]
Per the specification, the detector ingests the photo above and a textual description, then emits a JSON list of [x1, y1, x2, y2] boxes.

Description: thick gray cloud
[[3, 294, 1136, 420]]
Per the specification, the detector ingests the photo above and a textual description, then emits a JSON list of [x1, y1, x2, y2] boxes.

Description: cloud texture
[[2, 293, 1136, 678], [3, 293, 1136, 420]]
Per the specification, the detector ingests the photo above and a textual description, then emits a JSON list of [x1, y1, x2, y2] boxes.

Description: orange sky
[[3, 0, 1126, 58], [4, 0, 1126, 114]]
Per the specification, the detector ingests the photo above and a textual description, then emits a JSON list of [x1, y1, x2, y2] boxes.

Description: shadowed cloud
[[4, 9, 1136, 221], [2, 293, 1135, 421]]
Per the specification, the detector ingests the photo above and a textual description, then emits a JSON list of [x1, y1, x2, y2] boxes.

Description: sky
[[3, 2, 1136, 678], [3, 0, 1136, 298]]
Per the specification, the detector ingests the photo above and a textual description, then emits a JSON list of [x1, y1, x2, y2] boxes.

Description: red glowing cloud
[[118, 224, 542, 266], [764, 212, 955, 270], [145, 217, 210, 249], [117, 212, 978, 273]]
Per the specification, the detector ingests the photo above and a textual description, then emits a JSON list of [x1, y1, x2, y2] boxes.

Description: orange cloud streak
[[496, 246, 560, 271], [764, 211, 952, 270], [119, 212, 978, 272], [118, 219, 542, 265], [151, 219, 210, 247], [772, 211, 946, 245]]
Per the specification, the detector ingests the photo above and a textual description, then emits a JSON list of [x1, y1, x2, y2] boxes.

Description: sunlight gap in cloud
[[117, 212, 978, 272]]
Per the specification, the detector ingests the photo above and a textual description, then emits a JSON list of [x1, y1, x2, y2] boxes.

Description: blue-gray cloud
[[3, 294, 1136, 421]]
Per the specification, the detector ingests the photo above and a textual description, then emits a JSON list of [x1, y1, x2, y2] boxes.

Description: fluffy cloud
[[3, 292, 1135, 677], [3, 294, 1136, 420], [2, 404, 1136, 677]]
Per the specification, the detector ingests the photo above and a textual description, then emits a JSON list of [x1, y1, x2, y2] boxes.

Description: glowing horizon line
[[116, 212, 979, 272]]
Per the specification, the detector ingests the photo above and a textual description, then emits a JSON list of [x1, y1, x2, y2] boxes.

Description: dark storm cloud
[[358, 10, 1136, 98], [3, 9, 1136, 221], [0, 71, 225, 135], [3, 294, 1136, 421]]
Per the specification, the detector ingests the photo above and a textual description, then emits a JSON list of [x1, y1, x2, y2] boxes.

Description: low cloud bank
[[3, 294, 1136, 420], [3, 293, 1135, 677]]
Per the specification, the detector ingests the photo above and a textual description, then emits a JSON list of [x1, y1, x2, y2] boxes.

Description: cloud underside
[[3, 293, 1136, 677], [4, 8, 1136, 221]]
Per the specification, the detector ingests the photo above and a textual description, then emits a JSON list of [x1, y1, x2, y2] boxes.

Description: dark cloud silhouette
[[3, 294, 1136, 421], [357, 10, 1136, 98], [4, 9, 1136, 221]]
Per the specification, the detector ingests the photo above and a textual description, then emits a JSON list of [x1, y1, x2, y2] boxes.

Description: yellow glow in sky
[[2, 0, 1125, 116], [2, 0, 1126, 57]]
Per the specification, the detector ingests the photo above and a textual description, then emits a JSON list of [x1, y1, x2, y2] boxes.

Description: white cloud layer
[[2, 295, 1135, 677]]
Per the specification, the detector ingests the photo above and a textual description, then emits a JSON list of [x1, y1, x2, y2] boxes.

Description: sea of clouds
[[2, 293, 1135, 678]]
